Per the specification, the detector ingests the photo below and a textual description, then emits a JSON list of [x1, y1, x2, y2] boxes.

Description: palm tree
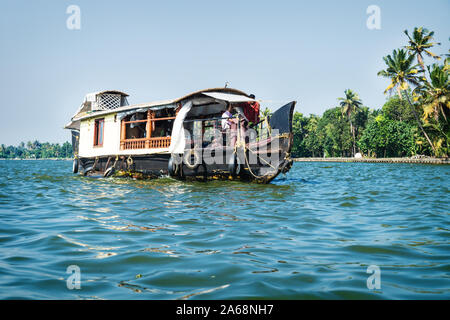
[[420, 63, 450, 122], [262, 107, 272, 118], [416, 63, 450, 156], [377, 48, 436, 154], [404, 27, 441, 74], [338, 89, 362, 156], [32, 140, 41, 150]]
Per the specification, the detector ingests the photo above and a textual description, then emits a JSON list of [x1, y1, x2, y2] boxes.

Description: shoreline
[[293, 157, 450, 164]]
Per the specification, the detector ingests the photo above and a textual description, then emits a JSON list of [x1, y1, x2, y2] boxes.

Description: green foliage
[[290, 93, 434, 158], [404, 27, 442, 71], [358, 118, 417, 157], [338, 89, 363, 117], [338, 89, 363, 156], [378, 27, 450, 157], [381, 95, 416, 123], [376, 26, 449, 157], [378, 49, 422, 96], [262, 107, 272, 118], [318, 108, 353, 157], [0, 141, 73, 159], [290, 112, 309, 157], [303, 115, 321, 157], [291, 107, 355, 158]]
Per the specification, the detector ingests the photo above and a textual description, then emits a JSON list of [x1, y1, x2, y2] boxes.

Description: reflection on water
[[0, 160, 449, 299]]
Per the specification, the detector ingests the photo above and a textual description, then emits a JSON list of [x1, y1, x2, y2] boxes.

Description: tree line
[[290, 27, 449, 158], [0, 141, 73, 159]]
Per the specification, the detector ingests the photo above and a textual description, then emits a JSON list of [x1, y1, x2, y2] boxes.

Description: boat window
[[152, 109, 175, 138], [125, 112, 147, 139], [94, 118, 104, 147], [120, 109, 176, 150]]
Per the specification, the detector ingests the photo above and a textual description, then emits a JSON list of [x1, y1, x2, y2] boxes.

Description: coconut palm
[[377, 49, 422, 95], [420, 63, 450, 122], [377, 48, 436, 153], [262, 107, 272, 118], [415, 63, 450, 156], [404, 27, 441, 74], [338, 89, 362, 156]]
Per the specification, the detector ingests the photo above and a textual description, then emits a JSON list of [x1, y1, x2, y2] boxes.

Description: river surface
[[0, 160, 449, 299]]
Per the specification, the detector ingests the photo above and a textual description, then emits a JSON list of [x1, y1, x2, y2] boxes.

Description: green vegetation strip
[[293, 157, 449, 164]]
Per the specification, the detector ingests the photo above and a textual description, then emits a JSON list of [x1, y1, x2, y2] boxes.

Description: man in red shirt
[[241, 94, 260, 125]]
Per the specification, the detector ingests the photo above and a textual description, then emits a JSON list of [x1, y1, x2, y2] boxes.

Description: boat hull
[[77, 133, 293, 184], [77, 157, 291, 183], [78, 154, 171, 179]]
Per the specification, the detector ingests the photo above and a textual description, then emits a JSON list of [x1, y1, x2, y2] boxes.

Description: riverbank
[[293, 157, 450, 164]]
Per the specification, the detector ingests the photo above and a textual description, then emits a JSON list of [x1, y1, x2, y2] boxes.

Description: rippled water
[[0, 160, 449, 299]]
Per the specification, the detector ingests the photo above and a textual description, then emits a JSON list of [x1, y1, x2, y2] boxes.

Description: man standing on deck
[[222, 103, 237, 147]]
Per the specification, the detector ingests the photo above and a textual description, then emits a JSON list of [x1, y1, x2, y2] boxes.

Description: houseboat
[[64, 88, 296, 183]]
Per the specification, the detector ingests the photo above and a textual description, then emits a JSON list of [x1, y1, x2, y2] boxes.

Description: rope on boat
[[233, 128, 276, 180], [127, 155, 133, 169], [93, 157, 99, 171], [243, 147, 268, 180], [104, 156, 112, 171], [234, 130, 291, 180], [112, 155, 119, 169]]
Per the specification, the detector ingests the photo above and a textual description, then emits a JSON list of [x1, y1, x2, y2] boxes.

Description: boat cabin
[[65, 88, 261, 159]]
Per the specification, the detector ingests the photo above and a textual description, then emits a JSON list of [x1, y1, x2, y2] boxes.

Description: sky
[[0, 0, 449, 145]]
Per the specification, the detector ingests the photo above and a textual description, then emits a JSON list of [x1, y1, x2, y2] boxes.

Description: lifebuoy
[[183, 149, 202, 170], [228, 153, 241, 177], [72, 158, 79, 174]]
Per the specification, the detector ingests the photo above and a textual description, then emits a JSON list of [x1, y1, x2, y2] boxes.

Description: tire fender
[[104, 166, 115, 177], [183, 149, 202, 170], [83, 166, 94, 176]]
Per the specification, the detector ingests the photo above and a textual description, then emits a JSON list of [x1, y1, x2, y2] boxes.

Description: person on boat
[[222, 103, 238, 146], [241, 94, 260, 126], [234, 105, 250, 145]]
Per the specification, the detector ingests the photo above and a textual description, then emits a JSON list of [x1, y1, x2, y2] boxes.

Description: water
[[0, 160, 449, 300]]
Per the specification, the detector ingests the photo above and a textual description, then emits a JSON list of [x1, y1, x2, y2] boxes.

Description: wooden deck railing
[[121, 137, 171, 150], [120, 111, 175, 150], [147, 136, 171, 148]]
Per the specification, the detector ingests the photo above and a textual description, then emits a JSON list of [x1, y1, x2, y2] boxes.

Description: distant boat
[[65, 88, 296, 183]]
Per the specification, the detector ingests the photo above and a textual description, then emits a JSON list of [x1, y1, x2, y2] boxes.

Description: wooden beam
[[120, 119, 126, 150], [145, 110, 151, 148]]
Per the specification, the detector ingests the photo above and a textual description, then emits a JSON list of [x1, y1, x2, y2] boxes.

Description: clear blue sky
[[0, 0, 449, 145]]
